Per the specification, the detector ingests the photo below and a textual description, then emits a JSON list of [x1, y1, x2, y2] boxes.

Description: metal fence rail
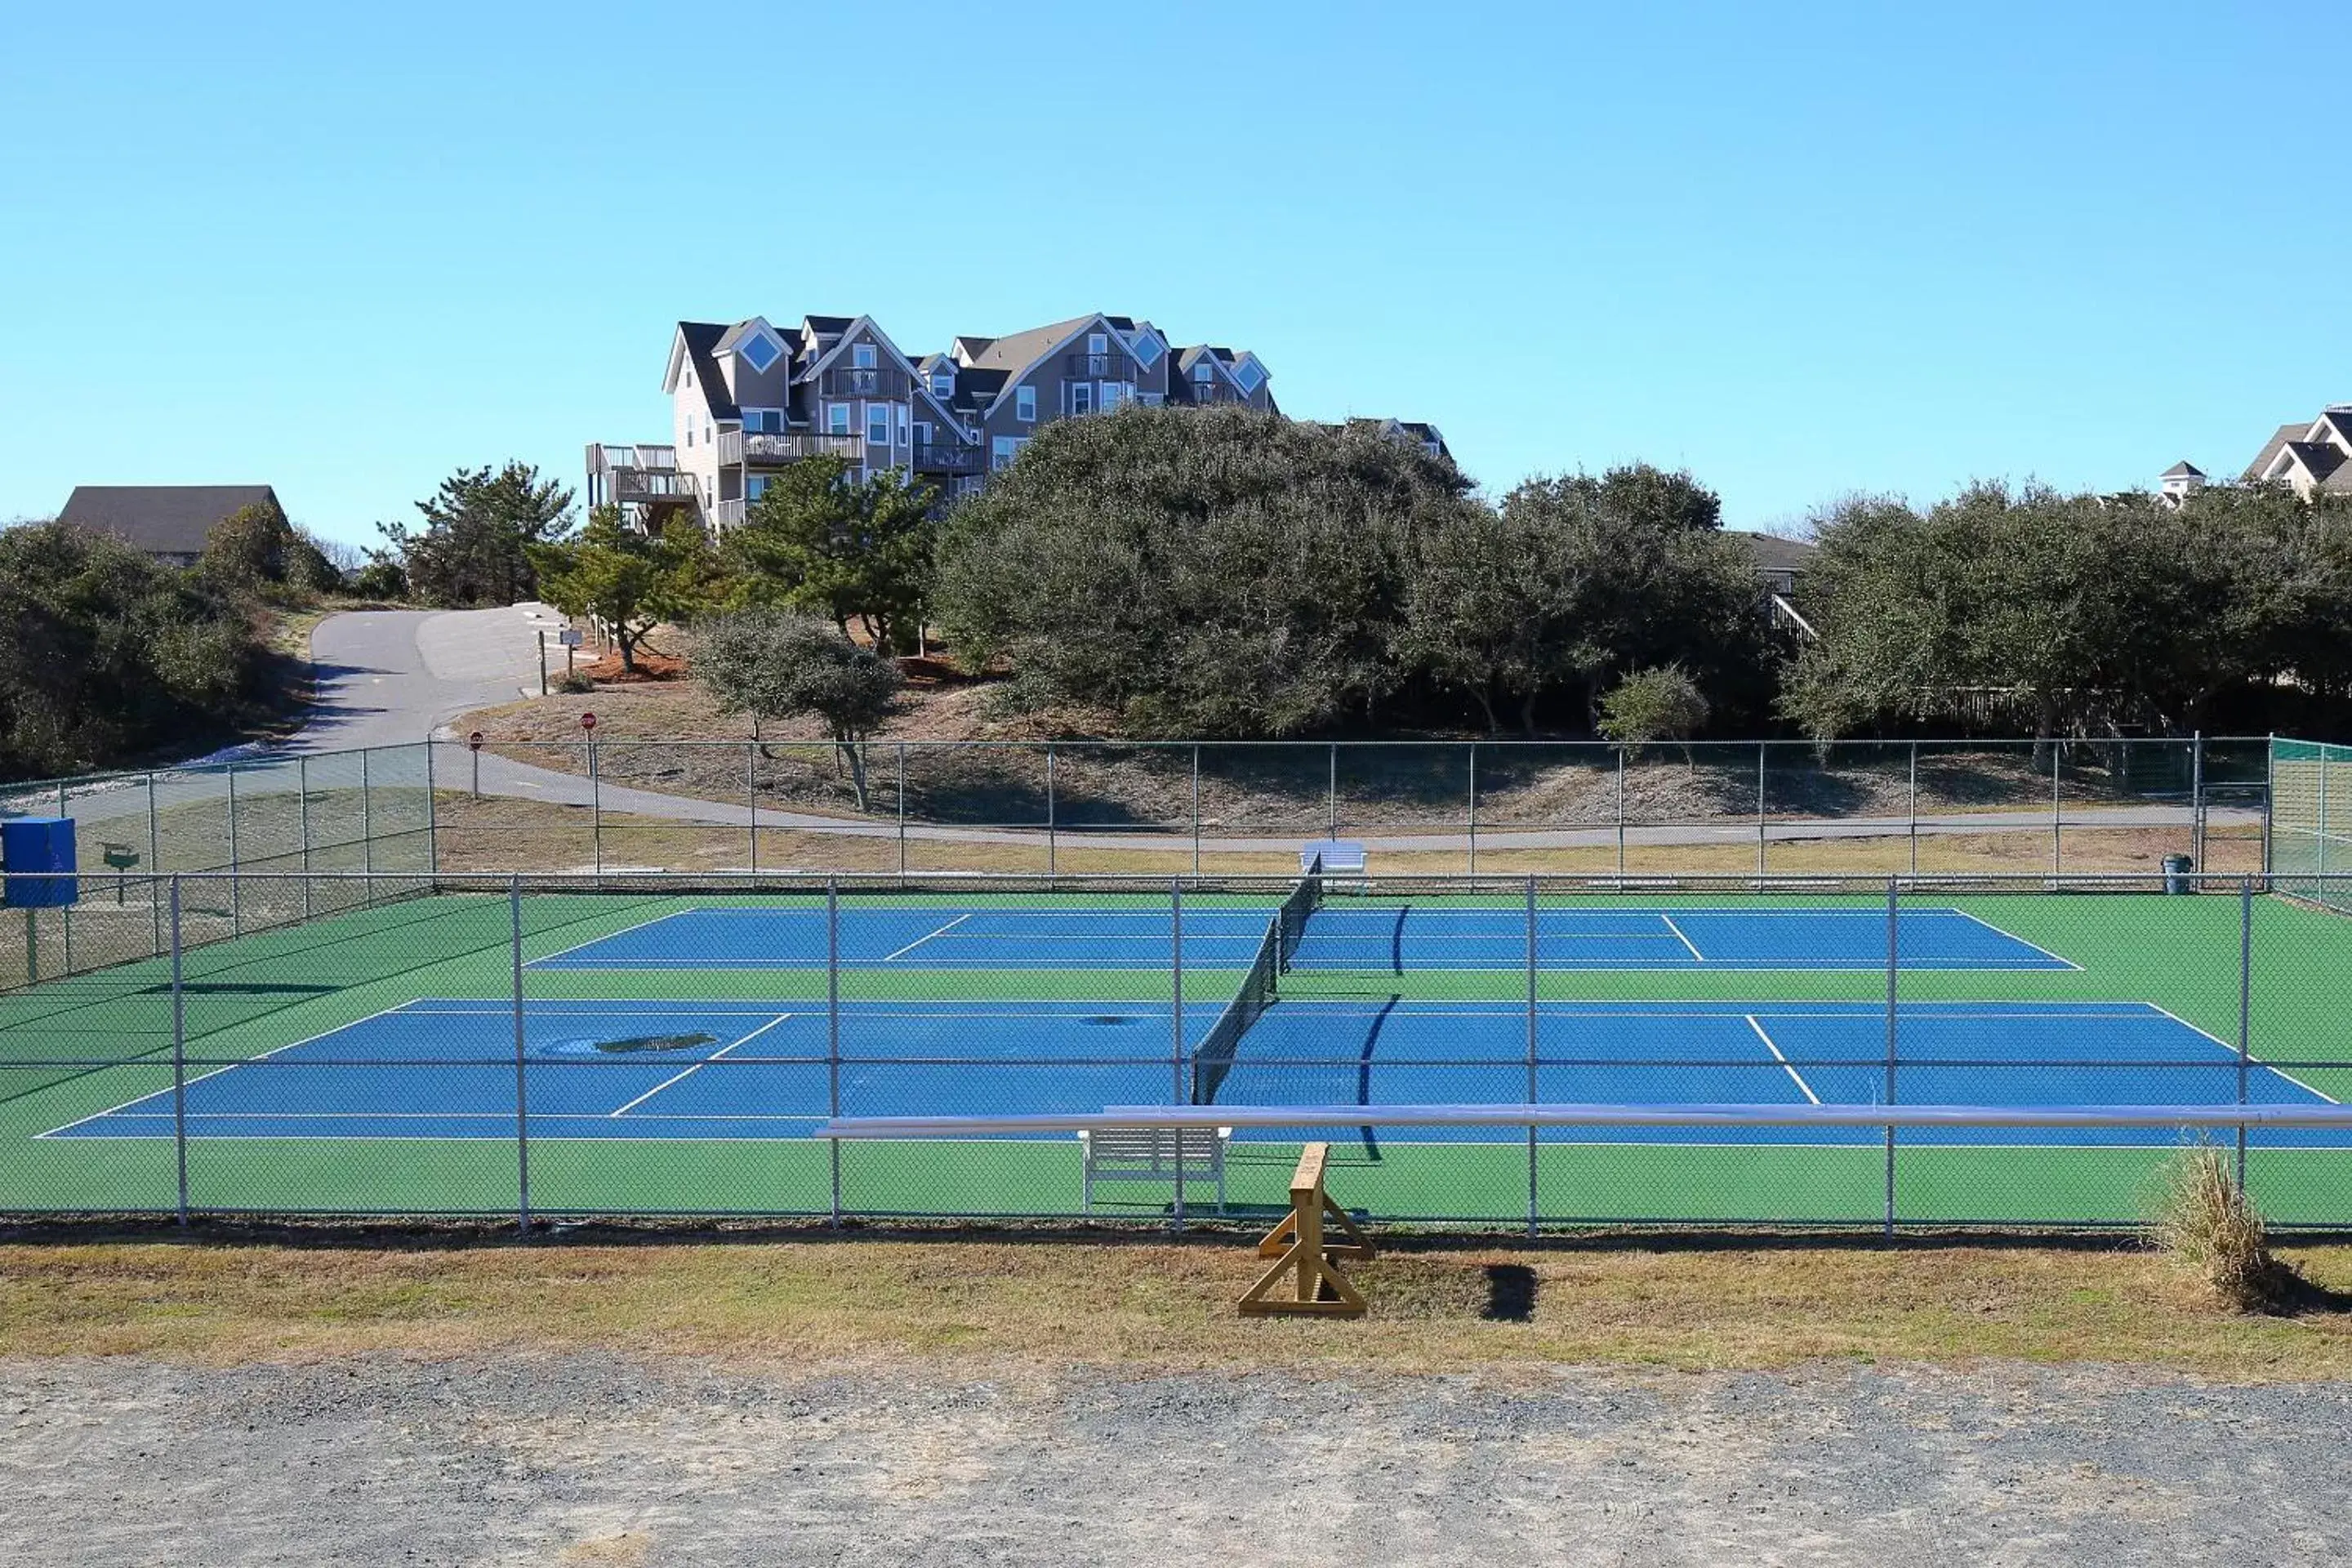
[[2, 869, 2350, 1232]]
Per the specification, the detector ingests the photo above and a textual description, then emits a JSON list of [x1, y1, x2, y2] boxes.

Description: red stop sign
[[468, 730, 483, 751], [580, 712, 598, 732]]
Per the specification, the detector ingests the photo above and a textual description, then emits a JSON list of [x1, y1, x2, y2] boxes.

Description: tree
[[0, 522, 262, 777], [934, 405, 1472, 736], [1393, 466, 1767, 734], [345, 557, 408, 602], [1597, 664, 1710, 765], [200, 500, 297, 590], [376, 462, 574, 607], [719, 457, 937, 652], [691, 610, 903, 807], [528, 506, 713, 673]]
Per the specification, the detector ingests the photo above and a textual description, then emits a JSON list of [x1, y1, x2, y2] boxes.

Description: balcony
[[612, 469, 699, 505], [820, 367, 909, 400], [719, 428, 866, 466], [911, 441, 983, 475], [1064, 352, 1129, 379], [586, 443, 698, 510], [710, 497, 746, 529], [1183, 382, 1243, 404]]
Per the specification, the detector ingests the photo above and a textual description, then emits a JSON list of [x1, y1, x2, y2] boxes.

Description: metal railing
[[719, 428, 866, 466], [1065, 352, 1128, 378], [2, 870, 2350, 1229]]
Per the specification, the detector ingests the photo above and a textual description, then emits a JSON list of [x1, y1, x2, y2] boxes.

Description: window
[[1087, 332, 1107, 356], [684, 425, 693, 448], [738, 333, 782, 374], [913, 421, 932, 447], [1068, 382, 1091, 416], [867, 404, 892, 446], [1016, 385, 1036, 421], [746, 474, 771, 501], [897, 405, 911, 444], [853, 342, 878, 370], [931, 371, 955, 399], [1133, 333, 1162, 369], [827, 403, 851, 435], [1098, 382, 1125, 412], [1138, 391, 1164, 408], [991, 435, 1031, 470], [1233, 359, 1265, 394], [742, 408, 784, 433], [1192, 359, 1214, 382]]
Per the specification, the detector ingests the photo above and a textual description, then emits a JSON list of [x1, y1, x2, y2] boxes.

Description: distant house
[[2158, 461, 2206, 504], [1740, 532, 1815, 597], [1303, 417, 1454, 462], [56, 484, 283, 568], [2239, 408, 2352, 499]]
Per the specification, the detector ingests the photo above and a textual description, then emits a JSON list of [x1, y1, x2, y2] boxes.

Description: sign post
[[468, 731, 484, 799]]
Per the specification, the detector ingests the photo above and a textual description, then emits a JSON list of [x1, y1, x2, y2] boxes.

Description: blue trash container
[[1, 817, 78, 907]]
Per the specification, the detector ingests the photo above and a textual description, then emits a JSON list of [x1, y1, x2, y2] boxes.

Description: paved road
[[297, 604, 565, 753]]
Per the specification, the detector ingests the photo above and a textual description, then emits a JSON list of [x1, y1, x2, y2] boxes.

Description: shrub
[[552, 670, 595, 694], [2153, 1143, 2291, 1312], [692, 611, 902, 808], [1596, 664, 1711, 761]]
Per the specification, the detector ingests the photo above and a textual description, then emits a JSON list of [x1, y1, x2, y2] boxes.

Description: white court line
[[1657, 914, 1705, 961], [881, 912, 976, 961], [36, 998, 421, 1138], [528, 907, 702, 965], [2140, 1001, 2341, 1104], [608, 1012, 796, 1117], [1941, 909, 2085, 970], [1745, 1014, 1821, 1104]]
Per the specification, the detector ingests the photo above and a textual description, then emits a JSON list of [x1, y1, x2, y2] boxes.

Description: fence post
[[146, 772, 163, 958], [2238, 875, 2253, 1190], [1046, 743, 1058, 882], [1191, 746, 1202, 875], [1467, 742, 1478, 880], [747, 741, 759, 876], [1326, 743, 1339, 841], [512, 875, 530, 1236], [2261, 733, 2274, 884], [588, 737, 602, 883], [225, 764, 241, 937], [297, 755, 313, 923], [423, 739, 439, 875], [2317, 742, 2329, 880], [1884, 874, 1898, 1240], [171, 876, 188, 1227], [1526, 873, 1539, 1239], [827, 877, 841, 1229], [2192, 732, 2207, 869], [360, 748, 375, 907], [1171, 877, 1186, 1232], [896, 742, 908, 879], [1756, 742, 1767, 884], [1615, 747, 1627, 879], [2050, 741, 2062, 879], [1908, 742, 1919, 876]]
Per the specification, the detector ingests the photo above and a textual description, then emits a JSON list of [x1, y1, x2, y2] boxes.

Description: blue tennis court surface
[[531, 904, 2075, 972], [50, 996, 2330, 1146]]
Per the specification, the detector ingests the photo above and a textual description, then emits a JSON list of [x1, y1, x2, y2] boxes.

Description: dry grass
[[2154, 1146, 2296, 1311], [4, 1228, 2351, 1377]]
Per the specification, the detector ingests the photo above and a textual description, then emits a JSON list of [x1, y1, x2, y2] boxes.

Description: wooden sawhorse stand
[[1238, 1142, 1375, 1317]]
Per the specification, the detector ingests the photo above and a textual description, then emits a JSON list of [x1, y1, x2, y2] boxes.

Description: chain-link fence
[[2, 868, 2350, 1230], [419, 734, 2277, 880]]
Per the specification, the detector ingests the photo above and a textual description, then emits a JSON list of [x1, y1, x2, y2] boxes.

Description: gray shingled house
[[55, 485, 283, 568]]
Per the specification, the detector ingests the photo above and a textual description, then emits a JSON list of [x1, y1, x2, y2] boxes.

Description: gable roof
[[2161, 461, 2204, 479], [2243, 421, 2308, 482], [666, 322, 740, 420], [2282, 440, 2348, 484], [1740, 532, 1818, 576], [57, 485, 281, 558]]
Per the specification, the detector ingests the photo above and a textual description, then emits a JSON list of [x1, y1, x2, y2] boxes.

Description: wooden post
[[1238, 1143, 1373, 1317]]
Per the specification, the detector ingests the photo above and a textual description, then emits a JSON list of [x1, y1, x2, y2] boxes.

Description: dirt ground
[[5, 1230, 2352, 1564]]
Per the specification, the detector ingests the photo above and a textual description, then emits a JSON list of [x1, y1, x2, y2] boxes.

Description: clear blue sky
[[2, 2, 2342, 552]]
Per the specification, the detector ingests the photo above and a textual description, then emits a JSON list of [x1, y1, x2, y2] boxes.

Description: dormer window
[[931, 370, 955, 400], [738, 332, 782, 374], [1232, 359, 1265, 394], [1192, 360, 1214, 383], [853, 343, 878, 370], [1133, 333, 1163, 369], [1087, 333, 1107, 356]]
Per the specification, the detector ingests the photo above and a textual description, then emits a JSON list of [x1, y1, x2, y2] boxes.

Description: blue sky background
[[2, 2, 2342, 551]]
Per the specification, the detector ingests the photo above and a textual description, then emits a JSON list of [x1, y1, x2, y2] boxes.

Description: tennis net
[[1190, 915, 1281, 1105], [1276, 853, 1323, 970]]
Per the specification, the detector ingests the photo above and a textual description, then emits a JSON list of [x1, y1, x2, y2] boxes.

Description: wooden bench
[[1238, 1142, 1374, 1317], [1080, 1125, 1230, 1214]]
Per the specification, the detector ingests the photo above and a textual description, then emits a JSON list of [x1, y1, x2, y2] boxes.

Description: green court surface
[[6, 884, 2352, 1227]]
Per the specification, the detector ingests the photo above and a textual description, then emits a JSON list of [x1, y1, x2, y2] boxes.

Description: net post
[[171, 875, 188, 1228], [2238, 874, 2253, 1190], [1883, 873, 1898, 1240], [827, 876, 842, 1230], [1526, 872, 1538, 1240], [1171, 877, 1186, 1233], [512, 874, 530, 1237]]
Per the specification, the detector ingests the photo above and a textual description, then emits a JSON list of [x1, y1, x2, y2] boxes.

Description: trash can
[[2161, 853, 2194, 894]]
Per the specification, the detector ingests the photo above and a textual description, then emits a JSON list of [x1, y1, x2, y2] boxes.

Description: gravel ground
[[3, 1353, 2350, 1566]]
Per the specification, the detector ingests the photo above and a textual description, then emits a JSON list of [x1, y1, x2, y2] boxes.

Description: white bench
[[1080, 1125, 1231, 1213], [1303, 840, 1366, 875]]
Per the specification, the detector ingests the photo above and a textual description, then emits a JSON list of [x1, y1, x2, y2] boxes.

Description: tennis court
[[528, 902, 2074, 972], [6, 871, 2352, 1225], [42, 996, 2339, 1147]]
